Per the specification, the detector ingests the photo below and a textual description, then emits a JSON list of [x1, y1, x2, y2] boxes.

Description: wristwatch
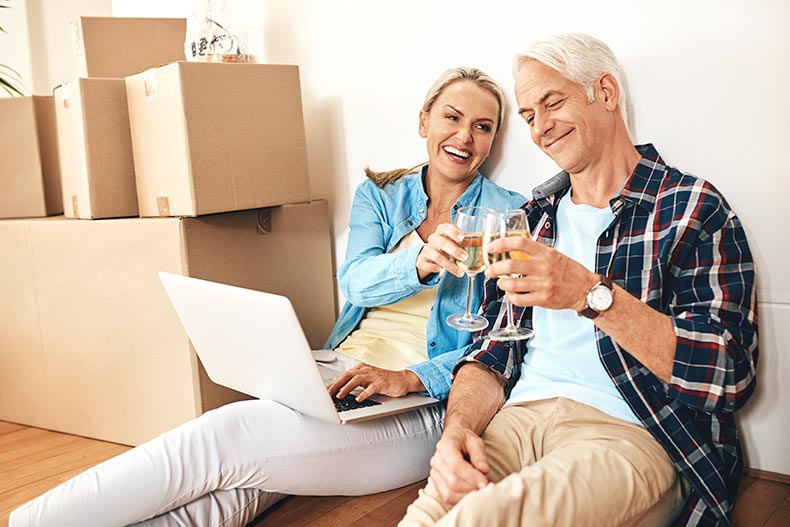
[[578, 275, 614, 319]]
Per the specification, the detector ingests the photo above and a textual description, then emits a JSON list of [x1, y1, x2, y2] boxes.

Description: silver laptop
[[158, 272, 439, 424]]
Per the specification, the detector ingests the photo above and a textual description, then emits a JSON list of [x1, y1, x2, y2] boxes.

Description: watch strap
[[579, 275, 613, 319]]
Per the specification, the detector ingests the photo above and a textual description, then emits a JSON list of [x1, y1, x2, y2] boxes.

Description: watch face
[[590, 285, 613, 311]]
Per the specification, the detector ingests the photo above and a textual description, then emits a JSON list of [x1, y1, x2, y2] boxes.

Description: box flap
[[73, 17, 186, 78], [180, 63, 311, 214], [81, 78, 138, 218], [0, 97, 48, 218]]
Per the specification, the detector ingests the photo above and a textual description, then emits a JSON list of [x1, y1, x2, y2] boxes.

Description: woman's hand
[[327, 363, 426, 402], [416, 223, 468, 281]]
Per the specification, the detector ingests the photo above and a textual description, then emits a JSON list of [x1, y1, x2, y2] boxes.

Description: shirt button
[[419, 208, 425, 214], [429, 341, 436, 347], [545, 221, 551, 229], [407, 220, 413, 226]]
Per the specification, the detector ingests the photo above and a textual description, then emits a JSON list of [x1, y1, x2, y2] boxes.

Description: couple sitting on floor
[[11, 33, 757, 527]]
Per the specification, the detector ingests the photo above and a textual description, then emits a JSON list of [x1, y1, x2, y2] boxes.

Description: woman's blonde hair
[[366, 67, 506, 188]]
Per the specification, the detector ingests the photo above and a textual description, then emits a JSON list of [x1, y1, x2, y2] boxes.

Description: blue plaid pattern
[[456, 144, 758, 526]]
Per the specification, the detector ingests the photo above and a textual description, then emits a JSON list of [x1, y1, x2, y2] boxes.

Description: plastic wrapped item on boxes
[[185, 0, 255, 64]]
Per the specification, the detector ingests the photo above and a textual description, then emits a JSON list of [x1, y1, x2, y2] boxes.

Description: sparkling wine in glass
[[445, 206, 491, 331], [482, 209, 534, 341]]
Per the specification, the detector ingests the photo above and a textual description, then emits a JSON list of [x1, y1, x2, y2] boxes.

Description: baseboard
[[746, 468, 790, 484]]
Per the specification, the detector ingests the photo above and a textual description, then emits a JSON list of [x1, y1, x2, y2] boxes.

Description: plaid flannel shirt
[[456, 144, 758, 526]]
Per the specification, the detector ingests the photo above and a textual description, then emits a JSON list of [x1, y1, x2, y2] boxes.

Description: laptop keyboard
[[332, 394, 382, 413]]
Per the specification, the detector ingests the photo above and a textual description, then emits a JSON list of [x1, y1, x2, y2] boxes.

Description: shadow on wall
[[303, 96, 351, 313], [736, 306, 775, 472], [257, 1, 350, 317]]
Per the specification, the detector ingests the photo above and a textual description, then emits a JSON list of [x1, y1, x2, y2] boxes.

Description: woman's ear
[[418, 110, 428, 138], [598, 73, 620, 112]]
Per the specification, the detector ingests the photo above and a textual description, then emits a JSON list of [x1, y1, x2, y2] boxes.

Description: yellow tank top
[[336, 230, 435, 370]]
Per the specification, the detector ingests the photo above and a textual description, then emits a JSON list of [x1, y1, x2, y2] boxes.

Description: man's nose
[[534, 110, 554, 136]]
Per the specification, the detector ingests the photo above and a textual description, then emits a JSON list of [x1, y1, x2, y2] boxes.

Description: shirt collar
[[418, 164, 485, 211], [531, 143, 668, 215]]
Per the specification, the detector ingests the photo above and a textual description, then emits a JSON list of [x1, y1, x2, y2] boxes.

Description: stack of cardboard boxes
[[0, 18, 336, 446]]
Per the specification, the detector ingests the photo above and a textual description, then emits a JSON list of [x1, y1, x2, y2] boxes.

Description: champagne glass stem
[[463, 274, 474, 319], [505, 294, 516, 330]]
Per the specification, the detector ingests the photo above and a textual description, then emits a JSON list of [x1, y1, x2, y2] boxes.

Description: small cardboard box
[[126, 62, 311, 217], [54, 78, 138, 219], [71, 17, 186, 78], [0, 201, 336, 446], [0, 96, 62, 219]]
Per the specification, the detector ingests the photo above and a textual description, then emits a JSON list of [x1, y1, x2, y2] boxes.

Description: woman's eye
[[476, 124, 492, 132], [445, 114, 458, 121]]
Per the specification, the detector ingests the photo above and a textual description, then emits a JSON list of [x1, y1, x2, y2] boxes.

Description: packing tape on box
[[61, 84, 70, 109], [157, 196, 171, 216], [144, 68, 158, 101], [71, 195, 79, 217], [69, 20, 84, 61], [257, 208, 273, 234]]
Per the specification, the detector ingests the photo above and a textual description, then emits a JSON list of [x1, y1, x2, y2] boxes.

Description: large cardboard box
[[0, 96, 62, 219], [71, 17, 186, 78], [126, 62, 311, 217], [54, 78, 138, 219], [0, 201, 335, 446]]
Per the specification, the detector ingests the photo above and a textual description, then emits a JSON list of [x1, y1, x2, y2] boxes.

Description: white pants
[[10, 352, 445, 527]]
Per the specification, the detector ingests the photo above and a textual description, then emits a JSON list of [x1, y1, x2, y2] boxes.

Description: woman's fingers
[[329, 364, 412, 400]]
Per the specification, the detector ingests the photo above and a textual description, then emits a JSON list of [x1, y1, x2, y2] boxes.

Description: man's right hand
[[428, 424, 491, 507]]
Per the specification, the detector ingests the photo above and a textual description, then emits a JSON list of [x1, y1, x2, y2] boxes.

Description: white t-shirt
[[507, 191, 640, 425]]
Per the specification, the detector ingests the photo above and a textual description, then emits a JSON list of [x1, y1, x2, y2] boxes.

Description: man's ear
[[418, 110, 428, 138], [598, 73, 620, 112]]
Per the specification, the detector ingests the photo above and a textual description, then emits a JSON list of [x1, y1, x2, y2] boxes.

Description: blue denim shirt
[[324, 166, 525, 400]]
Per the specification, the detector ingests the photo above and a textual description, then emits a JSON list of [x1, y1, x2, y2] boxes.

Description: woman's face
[[419, 80, 499, 185]]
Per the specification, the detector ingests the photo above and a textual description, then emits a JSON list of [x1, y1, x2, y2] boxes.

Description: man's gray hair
[[513, 34, 629, 133]]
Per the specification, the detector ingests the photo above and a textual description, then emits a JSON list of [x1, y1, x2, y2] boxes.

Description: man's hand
[[429, 425, 490, 507], [327, 363, 425, 402], [485, 235, 597, 311]]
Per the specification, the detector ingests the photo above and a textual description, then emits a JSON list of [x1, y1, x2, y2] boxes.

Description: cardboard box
[[53, 78, 138, 219], [126, 62, 311, 217], [71, 17, 186, 78], [0, 201, 336, 446], [0, 96, 62, 219]]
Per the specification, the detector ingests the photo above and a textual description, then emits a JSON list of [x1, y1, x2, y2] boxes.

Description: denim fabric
[[325, 166, 525, 400]]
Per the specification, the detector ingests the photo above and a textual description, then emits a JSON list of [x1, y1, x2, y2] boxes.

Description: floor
[[1, 421, 787, 526]]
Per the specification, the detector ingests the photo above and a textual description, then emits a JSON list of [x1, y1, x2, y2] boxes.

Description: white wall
[[103, 0, 789, 476], [0, 0, 113, 96], [0, 0, 33, 97]]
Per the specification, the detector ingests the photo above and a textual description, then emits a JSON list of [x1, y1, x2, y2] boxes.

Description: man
[[400, 34, 758, 527]]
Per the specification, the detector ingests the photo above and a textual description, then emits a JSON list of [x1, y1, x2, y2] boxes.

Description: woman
[[10, 67, 525, 527]]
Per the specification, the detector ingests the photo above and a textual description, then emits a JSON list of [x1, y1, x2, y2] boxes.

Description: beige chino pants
[[400, 397, 688, 527]]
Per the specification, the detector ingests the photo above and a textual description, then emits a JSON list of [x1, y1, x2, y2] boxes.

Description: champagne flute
[[445, 206, 491, 331], [482, 209, 534, 341]]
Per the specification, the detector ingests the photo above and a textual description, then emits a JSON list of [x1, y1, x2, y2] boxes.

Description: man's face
[[514, 59, 612, 174]]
